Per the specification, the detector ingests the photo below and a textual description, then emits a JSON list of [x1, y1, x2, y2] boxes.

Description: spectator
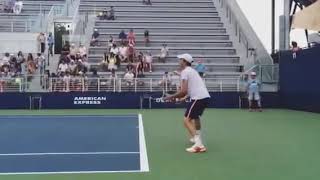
[[126, 61, 135, 72], [158, 71, 171, 87], [119, 30, 127, 45], [108, 35, 115, 52], [127, 29, 136, 46], [170, 71, 180, 91], [159, 43, 169, 63], [99, 8, 108, 20], [123, 69, 135, 87], [144, 30, 150, 46], [90, 29, 100, 46], [69, 43, 78, 59], [108, 53, 117, 71], [110, 44, 119, 56], [7, 0, 15, 13], [47, 32, 54, 57], [79, 44, 87, 58], [144, 52, 153, 72], [35, 53, 45, 74], [37, 32, 46, 54], [69, 60, 77, 75], [291, 41, 301, 59], [108, 6, 115, 20], [136, 52, 145, 77], [127, 43, 135, 63], [142, 0, 152, 5], [16, 51, 25, 74], [26, 53, 36, 74], [61, 41, 70, 55], [247, 72, 262, 112], [119, 43, 128, 62], [58, 60, 69, 74], [1, 53, 10, 66], [13, 0, 22, 14], [194, 59, 206, 77]]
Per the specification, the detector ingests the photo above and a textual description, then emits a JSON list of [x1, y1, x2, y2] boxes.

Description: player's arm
[[164, 79, 188, 101]]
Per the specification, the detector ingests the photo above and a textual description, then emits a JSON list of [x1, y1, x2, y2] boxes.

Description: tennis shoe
[[186, 144, 207, 153]]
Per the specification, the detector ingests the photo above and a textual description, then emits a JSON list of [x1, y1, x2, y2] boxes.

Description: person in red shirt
[[127, 29, 136, 46]]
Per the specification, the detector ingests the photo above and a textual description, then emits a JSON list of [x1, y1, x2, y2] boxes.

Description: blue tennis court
[[0, 115, 149, 175]]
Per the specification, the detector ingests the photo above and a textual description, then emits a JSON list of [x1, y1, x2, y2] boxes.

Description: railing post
[[220, 80, 223, 92], [134, 78, 137, 92], [237, 78, 240, 92], [150, 79, 152, 92], [49, 78, 53, 92], [82, 78, 85, 92], [11, 22, 13, 32], [113, 78, 116, 92], [119, 78, 122, 92], [98, 78, 100, 92]]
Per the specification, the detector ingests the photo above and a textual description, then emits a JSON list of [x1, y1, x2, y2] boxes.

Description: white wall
[[0, 32, 38, 54], [236, 0, 284, 52]]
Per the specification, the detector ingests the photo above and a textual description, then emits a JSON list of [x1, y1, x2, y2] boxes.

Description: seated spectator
[[158, 71, 171, 87], [79, 44, 87, 58], [170, 71, 180, 91], [7, 0, 15, 13], [1, 53, 10, 66], [58, 60, 69, 74], [61, 41, 70, 55], [108, 53, 117, 71], [108, 36, 115, 52], [69, 43, 78, 59], [127, 29, 136, 46], [90, 29, 100, 46], [123, 69, 135, 87], [110, 43, 119, 56], [126, 61, 135, 73], [291, 41, 301, 59], [194, 59, 206, 77], [108, 6, 115, 20], [142, 0, 152, 5], [13, 0, 22, 14], [69, 60, 77, 75], [119, 44, 128, 62], [98, 8, 108, 20], [144, 30, 150, 46], [159, 43, 169, 63], [119, 30, 127, 45], [144, 52, 153, 72]]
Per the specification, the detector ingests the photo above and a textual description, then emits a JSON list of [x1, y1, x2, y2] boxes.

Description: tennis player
[[164, 53, 210, 153]]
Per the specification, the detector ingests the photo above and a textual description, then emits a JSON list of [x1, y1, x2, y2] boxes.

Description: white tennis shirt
[[180, 66, 210, 100]]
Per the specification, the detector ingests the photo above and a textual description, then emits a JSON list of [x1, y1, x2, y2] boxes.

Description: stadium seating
[[79, 0, 243, 88]]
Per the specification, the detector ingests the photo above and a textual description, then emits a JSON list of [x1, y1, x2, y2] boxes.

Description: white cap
[[251, 72, 256, 76], [177, 53, 194, 64], [94, 29, 98, 31]]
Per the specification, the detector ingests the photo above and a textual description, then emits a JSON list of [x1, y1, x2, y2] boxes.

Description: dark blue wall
[[0, 92, 279, 109], [280, 46, 320, 112]]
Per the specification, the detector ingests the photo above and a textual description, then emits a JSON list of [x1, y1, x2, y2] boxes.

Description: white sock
[[194, 134, 203, 147]]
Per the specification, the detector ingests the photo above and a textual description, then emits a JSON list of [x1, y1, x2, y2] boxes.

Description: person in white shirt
[[164, 53, 210, 153], [144, 52, 153, 72], [58, 61, 69, 74], [110, 44, 119, 56], [159, 43, 169, 63], [79, 44, 87, 58], [123, 70, 135, 87]]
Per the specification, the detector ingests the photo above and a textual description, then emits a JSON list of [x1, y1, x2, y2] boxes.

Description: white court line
[[139, 114, 150, 172], [0, 152, 139, 156], [0, 115, 138, 119], [0, 170, 144, 175]]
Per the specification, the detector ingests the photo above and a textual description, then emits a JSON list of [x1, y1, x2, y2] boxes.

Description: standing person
[[47, 32, 54, 57], [37, 32, 46, 54], [194, 59, 206, 77], [164, 53, 210, 153], [247, 72, 262, 112], [144, 30, 150, 46], [127, 29, 136, 46]]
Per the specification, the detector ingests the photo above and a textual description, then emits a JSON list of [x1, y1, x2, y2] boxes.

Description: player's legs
[[248, 93, 253, 111], [255, 93, 262, 111]]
